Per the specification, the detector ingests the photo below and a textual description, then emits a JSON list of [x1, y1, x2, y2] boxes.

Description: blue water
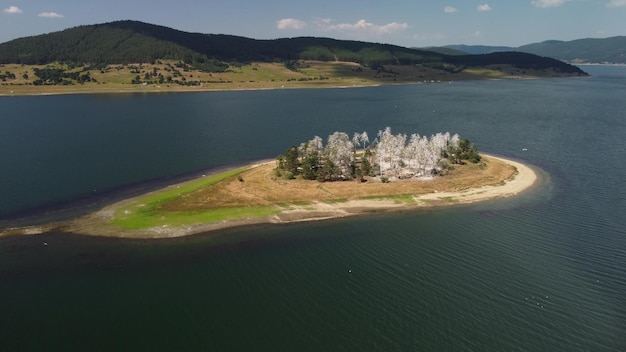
[[1, 65, 625, 351]]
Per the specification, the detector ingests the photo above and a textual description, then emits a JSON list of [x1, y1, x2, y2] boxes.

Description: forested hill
[[518, 37, 626, 64], [0, 20, 584, 75]]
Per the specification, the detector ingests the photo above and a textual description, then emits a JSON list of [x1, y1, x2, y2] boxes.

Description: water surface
[[1, 66, 625, 351]]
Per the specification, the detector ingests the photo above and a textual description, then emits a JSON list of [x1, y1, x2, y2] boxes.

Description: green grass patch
[[111, 167, 283, 229], [113, 206, 279, 229], [391, 194, 417, 204], [133, 167, 247, 206], [462, 68, 506, 78], [360, 194, 416, 204], [324, 198, 348, 204]]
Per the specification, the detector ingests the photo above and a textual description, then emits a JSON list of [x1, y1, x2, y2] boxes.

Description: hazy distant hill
[[438, 37, 626, 64], [518, 37, 626, 63], [0, 20, 585, 75], [437, 45, 515, 55], [420, 47, 467, 56]]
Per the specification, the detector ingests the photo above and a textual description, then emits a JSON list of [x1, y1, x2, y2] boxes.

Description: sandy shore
[[268, 155, 537, 222], [1, 154, 538, 239]]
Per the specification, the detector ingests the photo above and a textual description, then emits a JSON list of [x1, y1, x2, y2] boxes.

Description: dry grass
[[1, 61, 542, 96], [162, 156, 515, 212]]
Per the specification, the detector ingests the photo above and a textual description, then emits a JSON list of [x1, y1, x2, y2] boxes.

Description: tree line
[[31, 67, 96, 85], [276, 127, 481, 182], [0, 71, 17, 81]]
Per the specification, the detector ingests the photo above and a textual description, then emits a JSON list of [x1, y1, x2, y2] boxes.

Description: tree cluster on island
[[276, 127, 481, 183]]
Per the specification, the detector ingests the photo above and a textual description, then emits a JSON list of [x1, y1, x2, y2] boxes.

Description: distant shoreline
[[573, 63, 626, 66], [0, 76, 581, 97], [0, 58, 589, 98], [0, 81, 388, 97], [0, 154, 538, 239]]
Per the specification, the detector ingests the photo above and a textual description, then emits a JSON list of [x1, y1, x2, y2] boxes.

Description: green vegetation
[[113, 206, 277, 229], [0, 21, 587, 95], [361, 194, 416, 204], [0, 20, 587, 76], [0, 20, 587, 95], [112, 167, 278, 229], [444, 52, 584, 74], [446, 138, 481, 164], [32, 67, 96, 85], [0, 71, 16, 81]]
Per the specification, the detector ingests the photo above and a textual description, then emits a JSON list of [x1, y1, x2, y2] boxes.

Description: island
[[1, 128, 537, 239]]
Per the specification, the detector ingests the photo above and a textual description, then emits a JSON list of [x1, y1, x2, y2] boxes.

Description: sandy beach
[[1, 154, 538, 239], [268, 155, 537, 223]]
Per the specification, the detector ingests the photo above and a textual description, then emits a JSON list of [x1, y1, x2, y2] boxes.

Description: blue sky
[[1, 0, 625, 47]]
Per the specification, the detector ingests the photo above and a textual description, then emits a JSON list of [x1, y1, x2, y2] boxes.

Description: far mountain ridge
[[429, 36, 626, 64]]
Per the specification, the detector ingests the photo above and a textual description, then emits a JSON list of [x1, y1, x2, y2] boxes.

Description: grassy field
[[0, 60, 549, 96], [111, 166, 280, 229], [109, 156, 516, 231]]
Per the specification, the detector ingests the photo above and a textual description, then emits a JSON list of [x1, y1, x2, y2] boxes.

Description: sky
[[1, 0, 625, 47]]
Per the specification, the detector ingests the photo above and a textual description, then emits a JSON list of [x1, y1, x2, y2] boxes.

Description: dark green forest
[[0, 20, 586, 75]]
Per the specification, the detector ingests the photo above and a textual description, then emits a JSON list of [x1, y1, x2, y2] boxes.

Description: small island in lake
[[1, 127, 537, 239]]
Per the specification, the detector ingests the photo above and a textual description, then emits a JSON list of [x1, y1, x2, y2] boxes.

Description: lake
[[1, 66, 625, 351]]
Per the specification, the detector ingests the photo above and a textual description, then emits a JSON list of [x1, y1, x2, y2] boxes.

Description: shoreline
[[0, 71, 589, 97], [0, 71, 585, 98], [1, 154, 538, 239], [0, 80, 419, 98]]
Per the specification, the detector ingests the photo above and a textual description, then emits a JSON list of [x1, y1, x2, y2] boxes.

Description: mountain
[[436, 45, 515, 55], [0, 20, 443, 66], [518, 37, 626, 64], [420, 47, 467, 56], [0, 20, 585, 76], [437, 37, 626, 64]]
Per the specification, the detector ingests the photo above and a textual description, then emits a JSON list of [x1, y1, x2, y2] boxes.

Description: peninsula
[[0, 20, 587, 96], [1, 129, 538, 239]]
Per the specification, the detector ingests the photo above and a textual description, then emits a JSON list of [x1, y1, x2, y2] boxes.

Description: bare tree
[[326, 132, 353, 175], [360, 131, 369, 149]]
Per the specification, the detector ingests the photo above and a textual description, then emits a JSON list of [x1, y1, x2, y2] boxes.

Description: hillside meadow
[[0, 60, 565, 96]]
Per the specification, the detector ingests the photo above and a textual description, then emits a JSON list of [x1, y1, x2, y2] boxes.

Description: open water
[[1, 66, 625, 351]]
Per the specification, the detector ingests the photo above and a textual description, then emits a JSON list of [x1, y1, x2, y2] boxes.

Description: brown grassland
[[163, 156, 515, 212], [0, 60, 551, 96]]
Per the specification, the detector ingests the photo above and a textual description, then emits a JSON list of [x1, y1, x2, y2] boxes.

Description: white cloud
[[606, 0, 626, 7], [531, 0, 567, 8], [38, 12, 64, 18], [277, 18, 306, 30], [3, 6, 23, 14], [444, 6, 458, 13], [477, 4, 492, 11], [315, 19, 408, 35], [472, 31, 482, 37]]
